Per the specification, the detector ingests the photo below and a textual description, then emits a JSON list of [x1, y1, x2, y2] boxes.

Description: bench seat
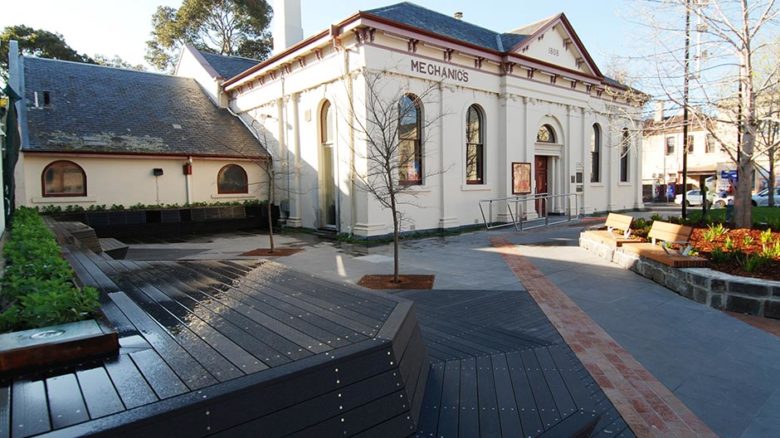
[[99, 238, 129, 260], [581, 229, 642, 247], [620, 242, 708, 267]]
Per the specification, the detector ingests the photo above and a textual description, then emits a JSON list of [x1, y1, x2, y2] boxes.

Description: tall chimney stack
[[273, 0, 304, 55], [654, 101, 665, 122]]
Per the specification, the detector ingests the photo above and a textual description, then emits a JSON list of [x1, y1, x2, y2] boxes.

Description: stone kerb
[[579, 232, 780, 319]]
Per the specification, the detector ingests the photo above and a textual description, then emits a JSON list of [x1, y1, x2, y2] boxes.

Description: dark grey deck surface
[[398, 290, 634, 438], [1, 255, 416, 437]]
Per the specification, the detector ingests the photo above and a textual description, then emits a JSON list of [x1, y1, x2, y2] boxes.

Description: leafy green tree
[[93, 54, 146, 71], [145, 0, 273, 72], [0, 25, 94, 80]]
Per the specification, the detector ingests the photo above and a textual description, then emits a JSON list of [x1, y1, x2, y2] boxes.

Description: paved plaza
[[122, 218, 780, 437]]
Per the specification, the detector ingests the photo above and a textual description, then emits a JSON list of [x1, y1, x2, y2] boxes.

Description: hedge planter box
[[580, 231, 780, 319], [51, 205, 280, 239], [0, 318, 118, 374]]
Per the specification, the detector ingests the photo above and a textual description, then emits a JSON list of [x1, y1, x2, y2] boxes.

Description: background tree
[[145, 0, 273, 72], [0, 25, 93, 81], [625, 0, 779, 227], [345, 69, 446, 283], [93, 54, 146, 71], [754, 38, 780, 206]]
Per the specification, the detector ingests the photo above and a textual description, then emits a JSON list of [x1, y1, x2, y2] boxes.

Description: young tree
[[145, 0, 273, 72], [0, 25, 94, 80], [628, 0, 779, 227], [345, 69, 446, 283], [93, 54, 146, 71]]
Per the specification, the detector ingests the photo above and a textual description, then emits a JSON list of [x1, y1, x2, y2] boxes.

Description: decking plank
[[11, 379, 50, 438], [122, 262, 269, 374], [174, 262, 338, 352], [506, 351, 544, 437], [491, 354, 524, 438], [46, 374, 89, 429], [129, 349, 189, 399], [476, 355, 501, 437], [104, 354, 159, 408], [155, 261, 311, 361], [112, 275, 247, 381], [109, 291, 217, 390], [140, 267, 292, 368], [520, 348, 560, 430], [0, 386, 9, 438], [76, 367, 125, 419], [416, 362, 445, 437], [437, 359, 460, 438], [535, 348, 577, 418], [458, 356, 480, 437], [548, 345, 598, 412]]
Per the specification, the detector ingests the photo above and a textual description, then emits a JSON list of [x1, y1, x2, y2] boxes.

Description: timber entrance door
[[534, 155, 548, 216]]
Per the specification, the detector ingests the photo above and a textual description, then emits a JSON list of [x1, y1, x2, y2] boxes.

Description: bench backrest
[[648, 221, 693, 245], [605, 213, 633, 234]]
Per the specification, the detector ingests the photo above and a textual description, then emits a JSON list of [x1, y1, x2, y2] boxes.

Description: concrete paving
[[121, 219, 780, 437]]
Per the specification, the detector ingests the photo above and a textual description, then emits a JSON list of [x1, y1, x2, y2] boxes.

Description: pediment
[[507, 15, 601, 77]]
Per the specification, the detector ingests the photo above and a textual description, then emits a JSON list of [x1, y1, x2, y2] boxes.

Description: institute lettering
[[410, 59, 469, 83]]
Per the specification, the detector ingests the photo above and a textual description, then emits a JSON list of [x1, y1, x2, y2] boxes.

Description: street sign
[[720, 170, 738, 180]]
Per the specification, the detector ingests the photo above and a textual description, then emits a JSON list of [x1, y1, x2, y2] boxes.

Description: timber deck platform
[[0, 254, 427, 437]]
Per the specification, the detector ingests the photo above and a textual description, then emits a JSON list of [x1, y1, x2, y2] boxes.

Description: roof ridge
[[23, 56, 185, 80], [199, 50, 261, 63], [364, 1, 503, 38]]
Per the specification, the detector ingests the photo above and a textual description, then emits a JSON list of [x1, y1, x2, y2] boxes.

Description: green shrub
[[761, 242, 780, 259], [703, 223, 727, 242], [741, 253, 770, 273], [0, 208, 100, 332], [743, 235, 754, 247], [724, 236, 735, 251], [710, 247, 730, 263], [760, 229, 774, 245]]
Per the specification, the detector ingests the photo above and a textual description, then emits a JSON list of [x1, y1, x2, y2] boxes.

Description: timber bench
[[621, 221, 707, 267], [99, 237, 130, 259], [44, 217, 103, 253], [582, 213, 641, 247]]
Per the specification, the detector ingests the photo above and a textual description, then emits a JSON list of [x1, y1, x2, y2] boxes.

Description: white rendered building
[[216, 2, 645, 237]]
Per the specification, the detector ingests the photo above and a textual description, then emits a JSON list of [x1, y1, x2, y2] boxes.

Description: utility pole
[[681, 0, 691, 219]]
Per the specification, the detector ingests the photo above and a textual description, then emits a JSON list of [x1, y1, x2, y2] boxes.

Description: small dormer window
[[43, 91, 51, 106], [34, 91, 52, 108]]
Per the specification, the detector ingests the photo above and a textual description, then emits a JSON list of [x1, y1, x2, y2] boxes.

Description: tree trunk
[[735, 47, 756, 229], [391, 199, 400, 284], [769, 147, 776, 208]]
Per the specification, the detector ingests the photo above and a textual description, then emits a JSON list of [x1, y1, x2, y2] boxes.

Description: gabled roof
[[22, 57, 268, 158], [198, 51, 261, 79]]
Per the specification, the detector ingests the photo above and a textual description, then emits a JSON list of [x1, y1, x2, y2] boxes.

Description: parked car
[[674, 189, 708, 207], [710, 192, 734, 208], [751, 187, 780, 207]]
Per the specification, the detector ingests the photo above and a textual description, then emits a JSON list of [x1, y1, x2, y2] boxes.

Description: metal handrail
[[479, 192, 582, 231]]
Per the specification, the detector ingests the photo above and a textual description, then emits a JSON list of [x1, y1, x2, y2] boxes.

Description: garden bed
[[627, 214, 780, 281], [0, 208, 117, 372]]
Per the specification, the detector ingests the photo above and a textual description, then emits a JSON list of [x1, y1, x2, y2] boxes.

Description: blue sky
[[1, 0, 634, 71]]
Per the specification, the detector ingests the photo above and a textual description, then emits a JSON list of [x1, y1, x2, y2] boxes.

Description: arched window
[[320, 100, 334, 145], [217, 164, 248, 194], [466, 105, 484, 184], [620, 128, 630, 182], [42, 160, 86, 197], [591, 124, 601, 183], [399, 94, 422, 185], [536, 124, 556, 143]]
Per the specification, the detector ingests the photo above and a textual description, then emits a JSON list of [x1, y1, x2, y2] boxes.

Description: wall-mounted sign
[[512, 162, 531, 194], [410, 60, 469, 83]]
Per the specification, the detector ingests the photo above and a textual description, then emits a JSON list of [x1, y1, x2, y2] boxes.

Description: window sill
[[461, 184, 492, 191], [618, 182, 632, 187], [31, 196, 96, 204], [401, 185, 431, 194], [211, 194, 256, 199], [589, 184, 605, 188]]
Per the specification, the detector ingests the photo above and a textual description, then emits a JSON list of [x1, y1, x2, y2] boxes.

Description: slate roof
[[22, 57, 268, 158], [365, 2, 535, 52], [198, 51, 261, 79]]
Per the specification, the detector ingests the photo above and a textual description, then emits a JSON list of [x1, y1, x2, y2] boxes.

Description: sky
[[0, 0, 635, 71]]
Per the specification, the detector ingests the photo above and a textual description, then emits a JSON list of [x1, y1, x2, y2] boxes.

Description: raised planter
[[0, 318, 118, 374], [580, 232, 780, 319]]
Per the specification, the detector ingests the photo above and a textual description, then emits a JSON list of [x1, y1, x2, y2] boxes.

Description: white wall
[[17, 154, 267, 208]]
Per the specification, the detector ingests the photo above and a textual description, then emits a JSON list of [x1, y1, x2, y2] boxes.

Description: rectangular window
[[620, 130, 630, 183], [705, 134, 715, 153], [687, 135, 694, 153], [466, 144, 483, 184], [666, 136, 675, 155]]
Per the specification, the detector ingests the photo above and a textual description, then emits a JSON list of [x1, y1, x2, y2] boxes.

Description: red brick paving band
[[490, 238, 716, 438]]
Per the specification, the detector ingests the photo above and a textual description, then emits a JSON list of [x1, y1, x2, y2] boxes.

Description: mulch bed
[[239, 248, 303, 257], [689, 227, 780, 281], [357, 274, 435, 290]]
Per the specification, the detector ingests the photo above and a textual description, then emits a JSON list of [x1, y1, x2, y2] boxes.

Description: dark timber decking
[[398, 290, 634, 437], [0, 252, 427, 437]]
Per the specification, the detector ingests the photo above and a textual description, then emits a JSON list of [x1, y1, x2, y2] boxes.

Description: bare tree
[[345, 69, 447, 283], [625, 0, 779, 227], [755, 38, 780, 206]]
